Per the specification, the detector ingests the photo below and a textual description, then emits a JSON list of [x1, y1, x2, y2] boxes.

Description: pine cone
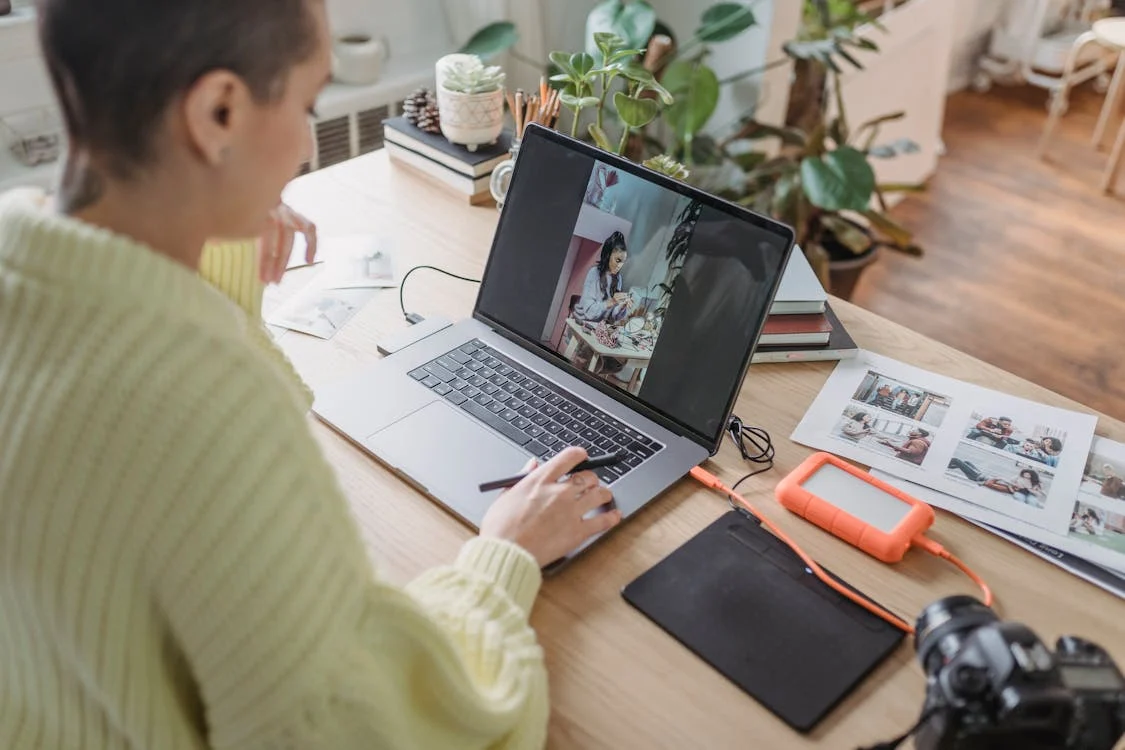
[[415, 102, 442, 135], [402, 87, 435, 126]]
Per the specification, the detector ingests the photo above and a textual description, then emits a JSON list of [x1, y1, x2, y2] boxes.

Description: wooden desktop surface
[[275, 151, 1125, 750]]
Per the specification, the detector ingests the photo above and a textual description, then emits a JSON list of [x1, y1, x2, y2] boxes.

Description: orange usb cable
[[690, 466, 993, 636]]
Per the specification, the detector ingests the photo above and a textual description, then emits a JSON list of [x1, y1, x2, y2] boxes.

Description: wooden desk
[[277, 151, 1125, 750]]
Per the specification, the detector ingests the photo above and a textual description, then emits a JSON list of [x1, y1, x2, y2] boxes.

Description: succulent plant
[[642, 154, 690, 182], [439, 55, 505, 95]]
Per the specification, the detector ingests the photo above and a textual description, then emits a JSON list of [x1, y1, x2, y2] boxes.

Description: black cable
[[399, 265, 481, 323], [726, 415, 775, 491], [857, 708, 939, 750]]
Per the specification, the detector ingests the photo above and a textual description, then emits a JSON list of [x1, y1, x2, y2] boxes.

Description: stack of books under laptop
[[752, 249, 857, 364], [383, 116, 513, 205]]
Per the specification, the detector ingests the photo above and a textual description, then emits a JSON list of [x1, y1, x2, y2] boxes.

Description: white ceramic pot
[[436, 87, 504, 152], [331, 34, 389, 85]]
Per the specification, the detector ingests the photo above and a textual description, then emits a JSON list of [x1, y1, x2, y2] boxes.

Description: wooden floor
[[852, 84, 1125, 420]]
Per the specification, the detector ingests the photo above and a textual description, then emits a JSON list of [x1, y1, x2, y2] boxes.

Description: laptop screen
[[475, 126, 794, 448]]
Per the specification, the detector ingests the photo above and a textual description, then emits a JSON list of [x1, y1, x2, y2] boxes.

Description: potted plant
[[435, 54, 506, 151], [723, 0, 925, 297]]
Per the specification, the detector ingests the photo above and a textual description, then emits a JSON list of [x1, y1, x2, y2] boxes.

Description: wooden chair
[[1039, 17, 1125, 193]]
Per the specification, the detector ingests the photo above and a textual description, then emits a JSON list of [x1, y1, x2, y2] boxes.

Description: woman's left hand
[[258, 203, 318, 284]]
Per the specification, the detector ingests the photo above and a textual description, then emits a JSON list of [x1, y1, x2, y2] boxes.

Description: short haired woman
[[0, 1, 619, 748]]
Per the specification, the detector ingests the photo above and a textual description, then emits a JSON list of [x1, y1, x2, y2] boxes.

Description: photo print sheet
[[869, 436, 1125, 576], [791, 352, 1097, 534]]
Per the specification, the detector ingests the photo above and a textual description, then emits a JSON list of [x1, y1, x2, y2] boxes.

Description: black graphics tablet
[[622, 509, 905, 732]]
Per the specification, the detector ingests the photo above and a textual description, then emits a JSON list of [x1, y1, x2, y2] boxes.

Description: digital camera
[[909, 595, 1125, 750]]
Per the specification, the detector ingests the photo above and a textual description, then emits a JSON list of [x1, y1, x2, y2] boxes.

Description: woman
[[982, 468, 1045, 506], [840, 412, 873, 441], [0, 2, 619, 749], [573, 231, 634, 378], [574, 230, 633, 324]]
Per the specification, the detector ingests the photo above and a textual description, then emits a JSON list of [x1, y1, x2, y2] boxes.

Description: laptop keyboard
[[409, 339, 664, 485]]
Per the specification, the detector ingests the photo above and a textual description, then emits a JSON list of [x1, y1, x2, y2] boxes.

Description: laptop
[[313, 124, 795, 558]]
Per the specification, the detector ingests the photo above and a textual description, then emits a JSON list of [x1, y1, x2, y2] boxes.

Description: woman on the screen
[[574, 231, 634, 324]]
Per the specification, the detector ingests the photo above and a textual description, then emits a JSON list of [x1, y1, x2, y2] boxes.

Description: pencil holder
[[489, 137, 521, 209]]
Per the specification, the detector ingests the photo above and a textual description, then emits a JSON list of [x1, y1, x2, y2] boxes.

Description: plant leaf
[[868, 138, 921, 158], [549, 51, 577, 78], [594, 31, 626, 59], [828, 116, 847, 147], [877, 182, 926, 193], [459, 21, 519, 58], [586, 0, 657, 57], [588, 123, 614, 151], [570, 52, 596, 78], [614, 91, 659, 128], [854, 110, 905, 135], [731, 150, 767, 171], [549, 73, 571, 84], [696, 3, 757, 43], [606, 48, 647, 64], [862, 210, 915, 249], [662, 60, 720, 142], [618, 61, 674, 104], [820, 215, 871, 254], [799, 146, 875, 211], [559, 93, 600, 109]]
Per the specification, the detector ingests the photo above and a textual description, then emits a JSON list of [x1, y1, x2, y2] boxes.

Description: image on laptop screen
[[476, 129, 793, 444], [543, 161, 700, 398]]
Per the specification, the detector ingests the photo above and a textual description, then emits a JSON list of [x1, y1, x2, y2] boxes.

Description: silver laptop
[[313, 124, 794, 558]]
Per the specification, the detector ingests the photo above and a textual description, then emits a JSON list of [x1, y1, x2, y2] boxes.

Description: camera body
[[913, 596, 1125, 750]]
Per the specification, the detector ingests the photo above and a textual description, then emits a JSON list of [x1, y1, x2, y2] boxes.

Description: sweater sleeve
[[573, 267, 613, 322], [150, 351, 548, 750], [199, 241, 264, 318]]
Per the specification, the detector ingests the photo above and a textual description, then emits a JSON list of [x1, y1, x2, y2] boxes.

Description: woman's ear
[[181, 70, 251, 167]]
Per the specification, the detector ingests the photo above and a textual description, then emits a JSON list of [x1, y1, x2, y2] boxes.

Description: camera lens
[[915, 595, 998, 677]]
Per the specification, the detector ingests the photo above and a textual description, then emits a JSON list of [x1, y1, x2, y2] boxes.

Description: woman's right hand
[[480, 447, 622, 567]]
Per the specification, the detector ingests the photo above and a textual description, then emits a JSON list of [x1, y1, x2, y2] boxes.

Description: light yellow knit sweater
[[0, 189, 548, 750]]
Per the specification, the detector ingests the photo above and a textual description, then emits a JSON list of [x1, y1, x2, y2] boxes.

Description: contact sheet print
[[791, 352, 1098, 535]]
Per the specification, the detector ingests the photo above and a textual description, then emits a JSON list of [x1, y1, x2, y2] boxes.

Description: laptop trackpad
[[365, 401, 531, 524]]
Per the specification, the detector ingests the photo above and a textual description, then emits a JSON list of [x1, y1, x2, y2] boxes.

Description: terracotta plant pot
[[828, 245, 880, 301]]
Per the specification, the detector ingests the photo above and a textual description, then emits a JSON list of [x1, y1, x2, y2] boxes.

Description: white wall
[[947, 0, 1008, 91]]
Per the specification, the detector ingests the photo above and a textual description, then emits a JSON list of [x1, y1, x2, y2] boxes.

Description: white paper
[[968, 520, 1125, 601], [791, 352, 1098, 534], [317, 236, 397, 289], [870, 437, 1125, 576], [287, 234, 397, 287], [266, 270, 380, 340]]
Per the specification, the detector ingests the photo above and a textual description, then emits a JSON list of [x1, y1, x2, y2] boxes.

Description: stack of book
[[383, 116, 513, 205], [752, 249, 857, 364]]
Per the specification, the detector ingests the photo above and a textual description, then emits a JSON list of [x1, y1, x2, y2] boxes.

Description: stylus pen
[[478, 452, 625, 493]]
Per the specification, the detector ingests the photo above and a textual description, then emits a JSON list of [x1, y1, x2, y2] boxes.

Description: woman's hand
[[612, 292, 631, 305], [480, 447, 622, 567], [258, 203, 318, 284]]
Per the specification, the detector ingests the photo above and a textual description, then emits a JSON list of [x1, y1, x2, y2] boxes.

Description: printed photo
[[833, 405, 933, 466], [540, 159, 702, 396], [1080, 452, 1125, 503], [961, 411, 1066, 467], [945, 440, 1054, 510], [1068, 501, 1125, 554], [267, 285, 372, 340], [851, 371, 952, 427]]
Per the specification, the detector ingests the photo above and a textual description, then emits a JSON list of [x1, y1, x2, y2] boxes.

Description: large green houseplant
[[723, 0, 925, 295]]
